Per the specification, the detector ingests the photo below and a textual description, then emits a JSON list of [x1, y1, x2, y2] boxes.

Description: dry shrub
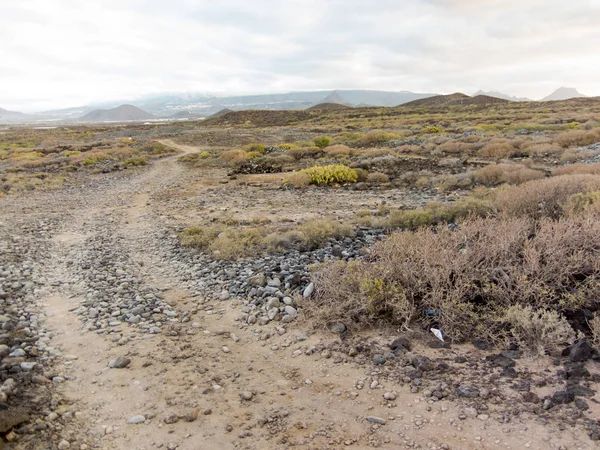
[[179, 225, 221, 249], [354, 168, 369, 182], [396, 144, 422, 154], [388, 197, 493, 229], [559, 148, 598, 163], [473, 163, 545, 186], [324, 144, 353, 158], [437, 141, 461, 154], [356, 147, 393, 158], [437, 141, 475, 155], [477, 139, 517, 159], [209, 227, 264, 260], [220, 149, 248, 165], [435, 173, 472, 191], [285, 171, 311, 188], [354, 130, 399, 147], [503, 305, 576, 356], [295, 219, 353, 250], [0, 172, 64, 194], [494, 174, 600, 219], [460, 135, 482, 144], [563, 191, 600, 216], [438, 157, 462, 168], [553, 162, 600, 176], [288, 146, 324, 160], [523, 142, 562, 156], [589, 315, 600, 348], [556, 129, 600, 148], [309, 214, 599, 346], [367, 172, 390, 184]]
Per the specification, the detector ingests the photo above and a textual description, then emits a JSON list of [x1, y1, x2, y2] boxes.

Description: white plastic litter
[[430, 328, 444, 342]]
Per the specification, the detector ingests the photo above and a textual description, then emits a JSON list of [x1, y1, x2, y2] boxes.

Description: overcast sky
[[1, 0, 599, 112]]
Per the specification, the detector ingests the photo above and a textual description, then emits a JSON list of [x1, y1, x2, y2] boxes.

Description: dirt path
[[2, 150, 596, 450]]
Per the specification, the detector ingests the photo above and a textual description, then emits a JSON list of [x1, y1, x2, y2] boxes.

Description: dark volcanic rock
[[551, 390, 575, 404], [456, 385, 480, 398], [570, 340, 593, 362], [390, 337, 411, 351]]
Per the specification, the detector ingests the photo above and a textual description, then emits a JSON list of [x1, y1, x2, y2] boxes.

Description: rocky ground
[[1, 143, 600, 449]]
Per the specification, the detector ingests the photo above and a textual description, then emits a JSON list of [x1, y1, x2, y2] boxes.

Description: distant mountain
[[169, 110, 202, 119], [306, 102, 350, 111], [120, 90, 438, 116], [319, 91, 348, 105], [79, 104, 155, 122], [473, 90, 530, 102], [403, 93, 509, 107], [542, 87, 586, 101], [0, 107, 25, 120], [209, 108, 234, 118]]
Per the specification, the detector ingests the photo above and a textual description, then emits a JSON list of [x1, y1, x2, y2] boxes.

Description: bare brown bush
[[324, 144, 353, 158], [553, 162, 600, 176], [556, 129, 600, 148], [559, 148, 599, 163], [367, 172, 390, 184], [473, 163, 545, 186], [309, 214, 600, 347], [494, 174, 600, 219], [477, 139, 517, 159], [220, 149, 248, 165]]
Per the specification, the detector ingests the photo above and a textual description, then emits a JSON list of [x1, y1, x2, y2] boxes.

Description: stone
[[551, 390, 575, 404], [284, 306, 297, 317], [570, 340, 593, 362], [328, 322, 346, 335], [490, 354, 516, 368], [127, 415, 146, 424], [456, 385, 480, 398], [58, 440, 71, 450], [240, 391, 253, 401], [383, 392, 396, 401], [366, 416, 386, 425], [265, 298, 281, 310], [390, 337, 411, 351], [20, 362, 36, 371], [218, 290, 230, 301], [303, 283, 314, 298], [163, 412, 179, 424], [373, 354, 386, 365], [108, 356, 131, 369]]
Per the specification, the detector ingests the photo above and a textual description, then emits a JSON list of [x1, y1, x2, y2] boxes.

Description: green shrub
[[314, 136, 332, 148], [244, 144, 266, 154], [301, 164, 358, 185], [122, 157, 147, 167], [423, 125, 443, 134], [199, 151, 211, 159]]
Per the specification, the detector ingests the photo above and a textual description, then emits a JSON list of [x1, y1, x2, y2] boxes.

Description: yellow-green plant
[[301, 164, 358, 185], [313, 136, 332, 149]]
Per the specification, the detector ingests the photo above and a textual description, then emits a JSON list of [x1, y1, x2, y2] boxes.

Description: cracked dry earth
[[2, 143, 599, 450]]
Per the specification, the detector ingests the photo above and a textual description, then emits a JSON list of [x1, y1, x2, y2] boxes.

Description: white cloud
[[0, 0, 599, 111]]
